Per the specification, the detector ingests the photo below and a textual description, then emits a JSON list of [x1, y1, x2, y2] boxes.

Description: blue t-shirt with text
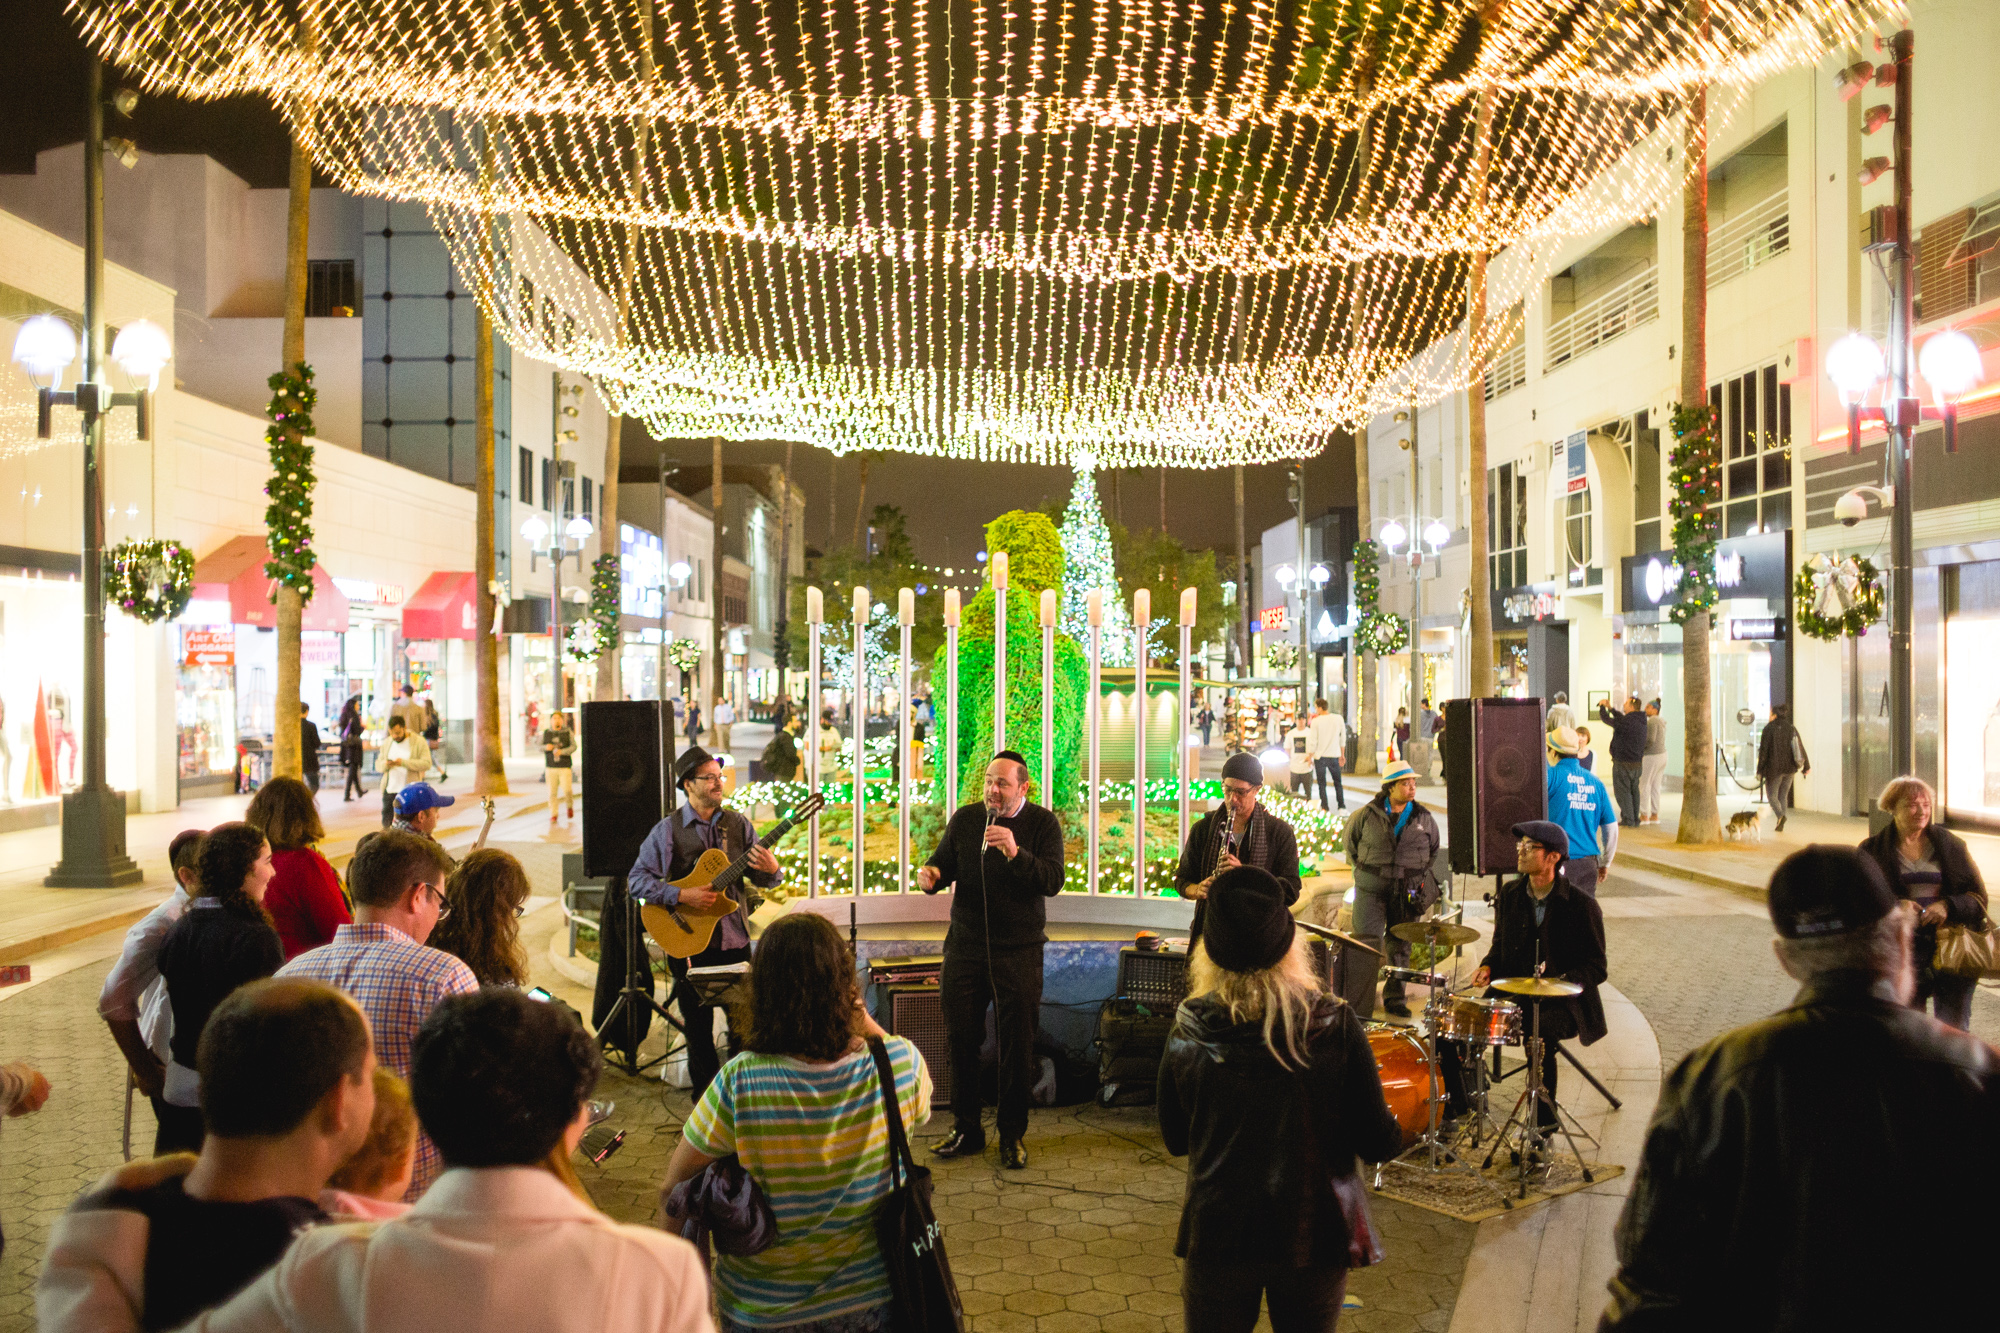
[[1547, 756, 1616, 859]]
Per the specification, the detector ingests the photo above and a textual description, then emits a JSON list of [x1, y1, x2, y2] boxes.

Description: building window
[[1632, 411, 1663, 554], [1564, 486, 1594, 584], [1487, 461, 1528, 590], [582, 477, 593, 518], [517, 447, 533, 507], [1709, 361, 1791, 537], [541, 458, 555, 511], [306, 260, 357, 317]]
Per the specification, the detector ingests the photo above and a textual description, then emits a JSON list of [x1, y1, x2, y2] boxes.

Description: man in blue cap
[[391, 782, 455, 845], [1437, 819, 1607, 1132], [1545, 726, 1618, 897]]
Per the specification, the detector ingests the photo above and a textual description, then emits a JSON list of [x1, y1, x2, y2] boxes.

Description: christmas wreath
[[1266, 641, 1298, 673], [1794, 554, 1883, 642], [1356, 609, 1409, 657], [106, 538, 195, 623], [665, 636, 704, 673]]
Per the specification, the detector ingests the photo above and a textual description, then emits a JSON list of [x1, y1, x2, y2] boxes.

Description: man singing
[[916, 751, 1066, 1169], [628, 746, 783, 1099], [1175, 752, 1302, 947]]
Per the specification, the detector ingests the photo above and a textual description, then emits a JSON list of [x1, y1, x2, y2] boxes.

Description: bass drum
[[1367, 1025, 1436, 1142]]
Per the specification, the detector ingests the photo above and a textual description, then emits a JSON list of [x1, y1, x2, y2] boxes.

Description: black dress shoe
[[1384, 1002, 1413, 1018], [931, 1128, 986, 1158], [1001, 1139, 1028, 1170]]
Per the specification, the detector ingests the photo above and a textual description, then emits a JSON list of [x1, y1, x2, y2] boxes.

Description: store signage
[[620, 525, 664, 619], [406, 641, 440, 663], [1503, 590, 1562, 623], [1565, 430, 1589, 496], [332, 577, 404, 607], [1624, 532, 1789, 616], [301, 632, 340, 667], [1260, 605, 1288, 631], [1728, 617, 1785, 641], [184, 626, 235, 667]]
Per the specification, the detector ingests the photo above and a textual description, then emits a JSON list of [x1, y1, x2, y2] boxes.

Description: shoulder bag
[[1933, 916, 2000, 980], [868, 1037, 965, 1333]]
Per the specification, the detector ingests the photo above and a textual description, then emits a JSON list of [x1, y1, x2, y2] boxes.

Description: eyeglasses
[[688, 772, 726, 786], [1222, 783, 1257, 798], [419, 881, 451, 920]]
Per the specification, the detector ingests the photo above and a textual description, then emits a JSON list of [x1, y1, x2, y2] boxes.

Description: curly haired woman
[[427, 849, 532, 987]]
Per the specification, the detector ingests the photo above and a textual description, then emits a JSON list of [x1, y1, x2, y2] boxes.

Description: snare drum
[[1435, 996, 1523, 1047], [1367, 1025, 1436, 1141]]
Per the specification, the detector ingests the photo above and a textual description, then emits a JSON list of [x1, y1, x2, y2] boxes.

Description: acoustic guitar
[[641, 793, 826, 960]]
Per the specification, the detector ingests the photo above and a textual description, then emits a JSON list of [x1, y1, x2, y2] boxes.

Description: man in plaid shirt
[[278, 828, 475, 1198]]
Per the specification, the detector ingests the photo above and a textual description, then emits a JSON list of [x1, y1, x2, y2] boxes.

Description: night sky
[[5, 0, 1359, 568]]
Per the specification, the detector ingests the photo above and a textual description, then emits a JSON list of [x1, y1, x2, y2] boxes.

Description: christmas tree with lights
[[1057, 460, 1134, 664]]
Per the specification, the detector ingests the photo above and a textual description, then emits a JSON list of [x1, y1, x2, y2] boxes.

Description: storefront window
[[1945, 560, 2000, 823], [0, 578, 85, 805]]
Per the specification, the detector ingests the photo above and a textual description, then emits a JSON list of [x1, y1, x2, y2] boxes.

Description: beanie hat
[[1220, 752, 1264, 787], [1202, 865, 1297, 973]]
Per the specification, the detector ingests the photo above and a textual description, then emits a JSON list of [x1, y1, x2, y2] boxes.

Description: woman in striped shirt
[[664, 912, 931, 1333]]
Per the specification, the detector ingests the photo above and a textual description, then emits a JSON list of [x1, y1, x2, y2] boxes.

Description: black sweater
[[923, 800, 1067, 950], [158, 903, 284, 1071]]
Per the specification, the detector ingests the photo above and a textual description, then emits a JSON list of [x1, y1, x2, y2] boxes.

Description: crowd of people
[[6, 715, 2000, 1333]]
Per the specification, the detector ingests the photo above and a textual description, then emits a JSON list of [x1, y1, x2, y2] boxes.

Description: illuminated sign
[[1260, 605, 1288, 631], [184, 626, 235, 667], [1565, 430, 1589, 496], [1728, 617, 1784, 641], [332, 577, 405, 606], [620, 524, 664, 618]]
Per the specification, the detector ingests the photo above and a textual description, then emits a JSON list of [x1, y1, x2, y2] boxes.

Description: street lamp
[[521, 476, 593, 723], [12, 61, 163, 887]]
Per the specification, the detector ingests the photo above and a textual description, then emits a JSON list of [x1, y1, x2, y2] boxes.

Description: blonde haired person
[[1158, 866, 1403, 1333], [322, 1068, 418, 1219]]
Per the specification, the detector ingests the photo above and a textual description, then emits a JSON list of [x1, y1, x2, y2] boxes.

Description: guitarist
[[628, 746, 784, 1098]]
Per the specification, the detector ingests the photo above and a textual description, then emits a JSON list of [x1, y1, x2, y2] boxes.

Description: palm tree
[[473, 294, 507, 796], [850, 450, 876, 550], [773, 438, 795, 691], [271, 127, 310, 780], [1677, 31, 1721, 846], [1234, 464, 1249, 674], [1464, 5, 1506, 700]]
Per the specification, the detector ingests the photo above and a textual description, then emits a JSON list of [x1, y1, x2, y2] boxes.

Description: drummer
[[1175, 752, 1303, 946], [1439, 820, 1608, 1130]]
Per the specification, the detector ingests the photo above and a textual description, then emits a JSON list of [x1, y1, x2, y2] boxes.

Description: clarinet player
[[1175, 752, 1303, 947]]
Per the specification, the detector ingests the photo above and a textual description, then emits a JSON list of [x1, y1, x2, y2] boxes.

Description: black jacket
[[1859, 820, 1990, 983], [924, 800, 1066, 951], [1174, 805, 1302, 944], [1597, 705, 1649, 764], [1601, 971, 2000, 1332], [1480, 874, 1608, 1045], [1157, 993, 1402, 1267], [1754, 716, 1809, 779]]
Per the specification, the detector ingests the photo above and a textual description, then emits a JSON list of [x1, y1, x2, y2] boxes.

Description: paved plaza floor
[[3, 778, 1998, 1332]]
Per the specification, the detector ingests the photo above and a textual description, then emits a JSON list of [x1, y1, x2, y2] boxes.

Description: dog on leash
[[1723, 809, 1763, 843]]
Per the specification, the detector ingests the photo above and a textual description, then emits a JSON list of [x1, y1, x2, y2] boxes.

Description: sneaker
[[1001, 1139, 1028, 1170], [931, 1128, 986, 1159]]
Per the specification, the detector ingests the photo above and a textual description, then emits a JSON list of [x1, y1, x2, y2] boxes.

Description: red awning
[[401, 571, 479, 640], [190, 534, 350, 632]]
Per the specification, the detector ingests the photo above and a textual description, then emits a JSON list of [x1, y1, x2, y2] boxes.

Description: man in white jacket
[[1306, 698, 1349, 811], [180, 986, 713, 1333]]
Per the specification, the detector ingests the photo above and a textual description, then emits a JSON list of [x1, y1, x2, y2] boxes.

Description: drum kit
[[1359, 918, 1598, 1203]]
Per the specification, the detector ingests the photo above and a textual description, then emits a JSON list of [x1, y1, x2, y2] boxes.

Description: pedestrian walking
[[1307, 698, 1347, 810], [711, 695, 735, 753], [1639, 700, 1666, 824], [1755, 704, 1808, 832], [422, 698, 446, 782], [541, 710, 576, 827], [338, 695, 366, 800], [684, 698, 702, 749], [1859, 776, 1986, 1031], [1597, 696, 1648, 827], [1411, 697, 1439, 782], [1283, 715, 1314, 796], [299, 702, 323, 794], [818, 707, 844, 777], [389, 684, 425, 735], [1198, 703, 1214, 747], [376, 717, 431, 830]]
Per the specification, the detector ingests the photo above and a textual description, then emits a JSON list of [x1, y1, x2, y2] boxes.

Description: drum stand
[[1480, 1001, 1598, 1199], [1374, 987, 1511, 1210]]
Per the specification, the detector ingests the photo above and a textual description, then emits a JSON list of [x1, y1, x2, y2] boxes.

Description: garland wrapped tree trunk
[[1675, 56, 1721, 847], [269, 128, 312, 780]]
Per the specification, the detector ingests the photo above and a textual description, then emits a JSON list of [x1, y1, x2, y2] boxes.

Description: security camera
[[1834, 490, 1868, 526]]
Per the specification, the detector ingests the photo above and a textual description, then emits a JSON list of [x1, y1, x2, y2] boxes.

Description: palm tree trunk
[[1234, 465, 1248, 674], [1678, 67, 1720, 845], [1355, 426, 1376, 775], [271, 131, 310, 780], [473, 297, 507, 795], [1464, 73, 1499, 699], [711, 436, 725, 718], [594, 415, 622, 702], [774, 439, 795, 692], [1159, 466, 1167, 534]]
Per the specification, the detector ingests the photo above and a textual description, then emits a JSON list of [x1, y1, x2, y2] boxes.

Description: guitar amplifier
[[1117, 948, 1189, 1009], [1095, 997, 1175, 1106], [887, 985, 952, 1106]]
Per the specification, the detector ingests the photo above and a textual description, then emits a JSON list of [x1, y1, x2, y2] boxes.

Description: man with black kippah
[[1175, 751, 1302, 946], [1601, 845, 2000, 1331], [917, 750, 1066, 1169], [629, 744, 785, 1099]]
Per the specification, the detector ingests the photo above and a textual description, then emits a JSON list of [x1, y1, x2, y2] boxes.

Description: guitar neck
[[711, 810, 806, 892]]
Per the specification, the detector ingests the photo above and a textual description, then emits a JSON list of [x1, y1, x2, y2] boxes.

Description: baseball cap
[[1547, 726, 1581, 757], [394, 782, 456, 817], [1767, 845, 1897, 939], [1510, 820, 1569, 859]]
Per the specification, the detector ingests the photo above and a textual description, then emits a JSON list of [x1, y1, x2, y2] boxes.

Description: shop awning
[[401, 571, 478, 640], [191, 535, 350, 632]]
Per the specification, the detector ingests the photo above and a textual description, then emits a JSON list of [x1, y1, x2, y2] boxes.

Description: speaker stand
[[597, 877, 685, 1076]]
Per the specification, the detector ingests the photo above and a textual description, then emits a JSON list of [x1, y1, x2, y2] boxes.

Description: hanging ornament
[[106, 538, 195, 624]]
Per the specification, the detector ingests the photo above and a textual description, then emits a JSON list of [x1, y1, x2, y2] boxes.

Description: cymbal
[[1389, 920, 1481, 947], [1490, 975, 1584, 998]]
